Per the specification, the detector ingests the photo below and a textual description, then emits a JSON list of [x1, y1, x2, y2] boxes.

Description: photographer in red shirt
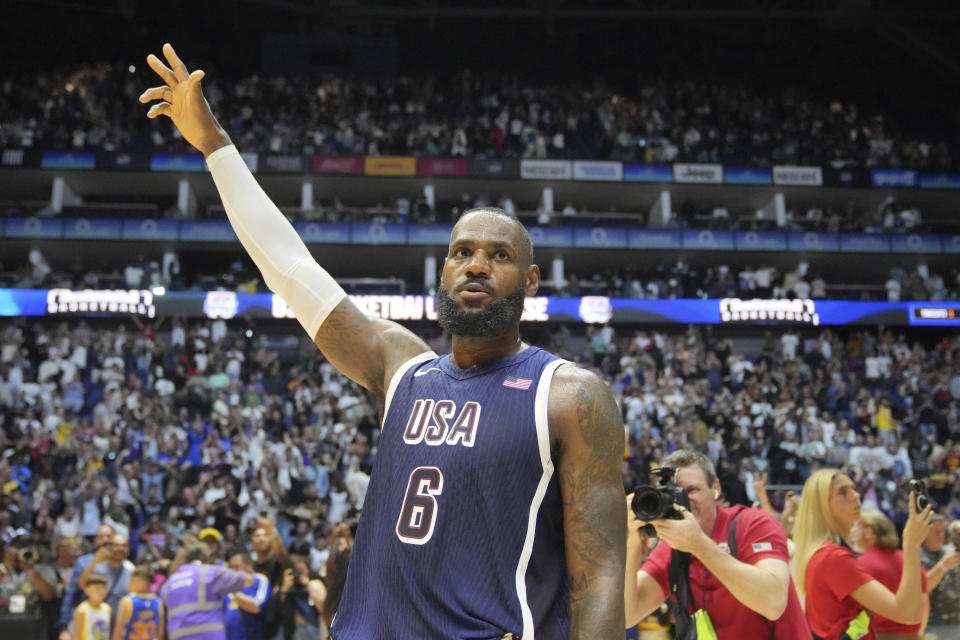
[[624, 450, 810, 638]]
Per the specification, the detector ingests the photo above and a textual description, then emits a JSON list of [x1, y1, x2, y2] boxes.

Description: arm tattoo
[[562, 376, 624, 572], [557, 373, 626, 638]]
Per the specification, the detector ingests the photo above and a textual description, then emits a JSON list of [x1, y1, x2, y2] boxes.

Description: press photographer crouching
[[0, 531, 57, 637], [624, 450, 811, 639]]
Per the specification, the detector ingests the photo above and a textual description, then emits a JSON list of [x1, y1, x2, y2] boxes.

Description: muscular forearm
[[570, 573, 626, 640], [694, 540, 788, 620]]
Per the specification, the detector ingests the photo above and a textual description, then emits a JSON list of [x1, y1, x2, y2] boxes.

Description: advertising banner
[[734, 231, 788, 251], [417, 158, 468, 177], [179, 221, 238, 242], [673, 163, 723, 184], [840, 233, 891, 253], [890, 234, 942, 254], [772, 165, 823, 187], [623, 164, 673, 183], [787, 232, 840, 252], [351, 223, 406, 244], [628, 229, 682, 250], [682, 229, 735, 249], [1, 149, 26, 168], [823, 167, 870, 187], [943, 235, 960, 255], [151, 153, 204, 172], [528, 226, 573, 248], [572, 161, 623, 181], [908, 304, 960, 326], [294, 222, 351, 244], [42, 151, 96, 170], [122, 219, 180, 241], [4, 288, 960, 327], [62, 218, 122, 240], [407, 224, 454, 245], [3, 217, 63, 238], [521, 159, 572, 180], [919, 173, 960, 189], [724, 167, 772, 185], [468, 158, 520, 178], [870, 169, 918, 188], [312, 156, 364, 175], [573, 227, 628, 248], [96, 152, 151, 171], [261, 154, 306, 173], [364, 156, 417, 177]]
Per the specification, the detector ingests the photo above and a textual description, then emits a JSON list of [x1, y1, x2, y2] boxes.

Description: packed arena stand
[[0, 64, 955, 169], [1, 311, 960, 635]]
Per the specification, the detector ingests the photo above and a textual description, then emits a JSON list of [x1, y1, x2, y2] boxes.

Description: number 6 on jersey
[[396, 466, 444, 545]]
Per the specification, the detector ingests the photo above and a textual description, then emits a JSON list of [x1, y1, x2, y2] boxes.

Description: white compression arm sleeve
[[206, 145, 346, 338]]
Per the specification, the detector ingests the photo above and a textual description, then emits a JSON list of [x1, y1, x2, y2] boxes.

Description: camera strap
[[667, 548, 696, 639]]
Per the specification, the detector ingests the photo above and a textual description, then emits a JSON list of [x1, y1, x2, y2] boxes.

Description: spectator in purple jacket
[[160, 544, 252, 640]]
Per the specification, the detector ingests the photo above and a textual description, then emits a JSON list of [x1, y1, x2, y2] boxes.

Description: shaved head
[[456, 207, 534, 265]]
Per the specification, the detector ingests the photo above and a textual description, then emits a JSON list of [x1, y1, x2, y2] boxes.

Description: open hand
[[139, 43, 230, 156]]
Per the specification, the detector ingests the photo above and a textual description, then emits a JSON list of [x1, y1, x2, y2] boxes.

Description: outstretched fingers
[[147, 102, 172, 119], [146, 53, 178, 89], [139, 86, 173, 104], [162, 43, 190, 82]]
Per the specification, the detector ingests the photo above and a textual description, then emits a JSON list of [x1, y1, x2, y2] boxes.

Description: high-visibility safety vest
[[161, 562, 249, 640]]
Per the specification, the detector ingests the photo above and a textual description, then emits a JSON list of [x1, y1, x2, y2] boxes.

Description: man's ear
[[525, 264, 540, 296]]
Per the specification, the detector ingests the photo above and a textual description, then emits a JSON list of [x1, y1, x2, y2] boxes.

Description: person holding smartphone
[[795, 470, 932, 640]]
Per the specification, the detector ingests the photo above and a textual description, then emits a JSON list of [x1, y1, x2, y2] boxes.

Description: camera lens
[[632, 487, 671, 522]]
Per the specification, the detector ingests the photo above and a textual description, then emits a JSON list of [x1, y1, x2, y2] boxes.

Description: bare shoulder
[[547, 363, 622, 449]]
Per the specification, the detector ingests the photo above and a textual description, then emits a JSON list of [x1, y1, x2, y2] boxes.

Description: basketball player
[[140, 43, 626, 639], [111, 566, 163, 640]]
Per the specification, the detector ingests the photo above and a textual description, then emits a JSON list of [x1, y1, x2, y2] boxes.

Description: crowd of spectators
[[4, 243, 958, 307], [561, 259, 960, 303], [0, 63, 955, 169], [0, 312, 959, 633]]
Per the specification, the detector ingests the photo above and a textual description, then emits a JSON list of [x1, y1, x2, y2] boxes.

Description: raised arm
[[139, 43, 431, 400], [849, 498, 932, 625], [549, 366, 626, 639]]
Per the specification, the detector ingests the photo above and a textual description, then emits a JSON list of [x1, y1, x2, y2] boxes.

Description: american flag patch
[[502, 375, 533, 390], [752, 542, 773, 552]]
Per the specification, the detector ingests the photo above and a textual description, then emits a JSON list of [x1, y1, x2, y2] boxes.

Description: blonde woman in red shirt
[[794, 470, 931, 640]]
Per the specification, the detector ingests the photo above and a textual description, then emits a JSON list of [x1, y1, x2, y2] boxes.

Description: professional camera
[[17, 548, 37, 563], [909, 479, 930, 512], [632, 466, 691, 537]]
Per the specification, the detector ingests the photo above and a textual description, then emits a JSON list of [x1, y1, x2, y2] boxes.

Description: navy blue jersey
[[332, 347, 570, 640]]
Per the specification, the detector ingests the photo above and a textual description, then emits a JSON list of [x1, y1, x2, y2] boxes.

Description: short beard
[[436, 283, 526, 338]]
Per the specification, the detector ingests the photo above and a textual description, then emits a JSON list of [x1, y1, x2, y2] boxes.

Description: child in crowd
[[111, 566, 164, 640], [73, 573, 111, 640]]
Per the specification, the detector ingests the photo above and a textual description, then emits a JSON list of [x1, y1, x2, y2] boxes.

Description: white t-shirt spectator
[[794, 279, 811, 298], [124, 264, 145, 288], [781, 333, 799, 360], [885, 277, 902, 302]]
